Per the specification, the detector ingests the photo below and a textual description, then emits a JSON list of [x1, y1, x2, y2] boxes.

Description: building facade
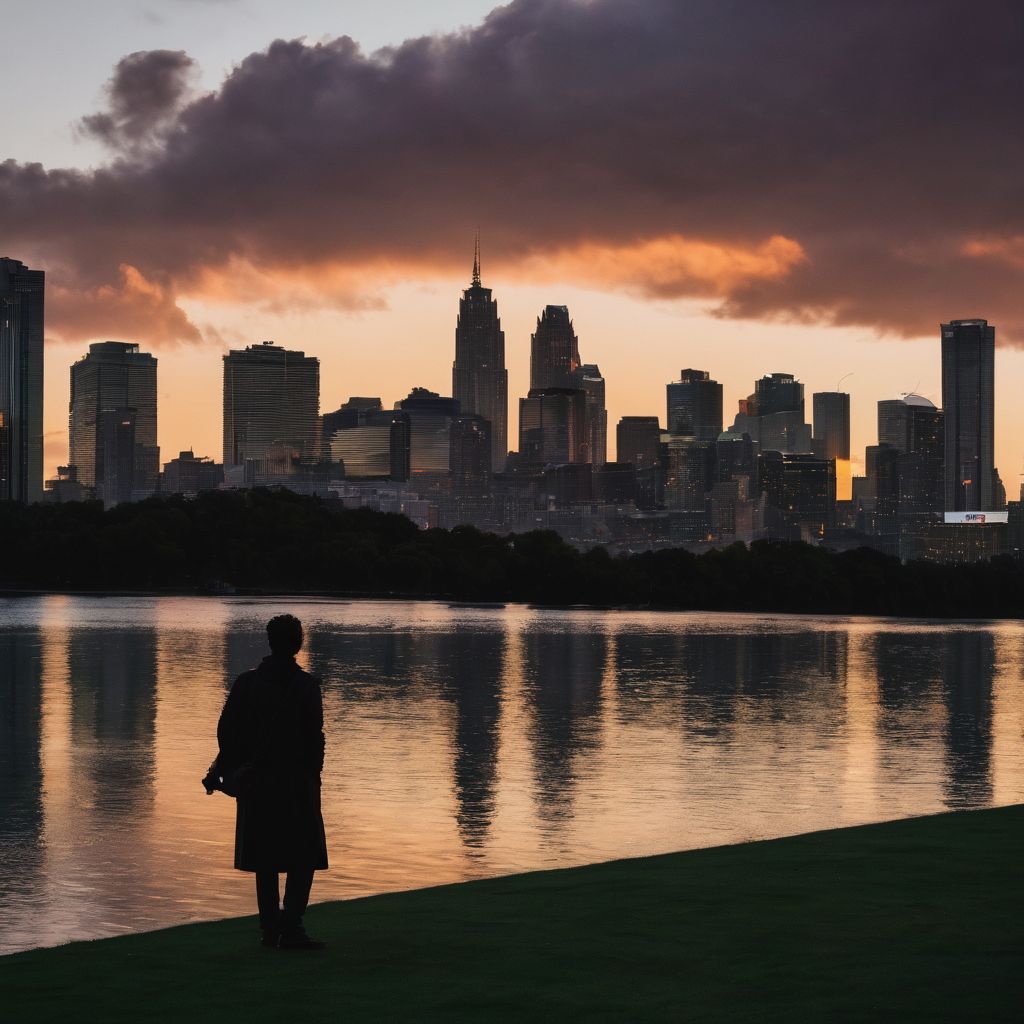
[[69, 340, 159, 505], [530, 305, 581, 390], [398, 388, 461, 475], [616, 416, 662, 470], [519, 387, 588, 465], [0, 258, 44, 502], [329, 409, 411, 480], [577, 363, 607, 466], [666, 369, 722, 440], [452, 242, 508, 472], [222, 341, 319, 470], [941, 319, 995, 512]]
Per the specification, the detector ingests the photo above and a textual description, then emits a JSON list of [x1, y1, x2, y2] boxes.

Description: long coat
[[217, 654, 329, 873]]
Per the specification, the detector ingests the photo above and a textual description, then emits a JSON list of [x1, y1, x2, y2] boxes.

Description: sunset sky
[[5, 0, 1024, 484]]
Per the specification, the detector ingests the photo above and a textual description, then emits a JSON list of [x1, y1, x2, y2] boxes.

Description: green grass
[[3, 807, 1021, 1023]]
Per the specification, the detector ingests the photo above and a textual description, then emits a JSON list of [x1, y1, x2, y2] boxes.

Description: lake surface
[[1, 596, 1022, 956]]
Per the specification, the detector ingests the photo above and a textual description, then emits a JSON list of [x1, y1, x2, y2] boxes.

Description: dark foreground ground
[[2, 806, 1020, 1023]]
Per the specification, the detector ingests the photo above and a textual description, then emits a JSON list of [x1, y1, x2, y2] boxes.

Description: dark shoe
[[279, 927, 325, 951], [261, 928, 280, 948]]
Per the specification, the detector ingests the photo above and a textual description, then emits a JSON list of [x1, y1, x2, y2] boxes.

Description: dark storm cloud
[[6, 0, 1024, 344], [80, 49, 198, 152]]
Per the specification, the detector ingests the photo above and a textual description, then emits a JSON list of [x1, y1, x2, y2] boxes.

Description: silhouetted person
[[216, 614, 328, 949]]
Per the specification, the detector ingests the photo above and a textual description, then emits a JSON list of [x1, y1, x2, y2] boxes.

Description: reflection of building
[[222, 341, 319, 470], [0, 259, 44, 503], [667, 369, 722, 440], [437, 629, 505, 850], [67, 627, 158, 821], [941, 633, 993, 808], [69, 341, 159, 506], [519, 388, 588, 466], [523, 628, 606, 828], [941, 319, 994, 512], [0, 629, 45, 897], [452, 241, 508, 472]]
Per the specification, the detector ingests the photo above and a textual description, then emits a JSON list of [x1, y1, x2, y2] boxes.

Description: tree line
[[2, 488, 1023, 618]]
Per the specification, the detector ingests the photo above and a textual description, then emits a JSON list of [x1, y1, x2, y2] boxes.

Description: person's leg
[[255, 871, 281, 940], [281, 868, 314, 930], [278, 868, 324, 949]]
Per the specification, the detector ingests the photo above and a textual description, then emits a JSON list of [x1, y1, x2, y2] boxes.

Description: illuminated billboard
[[943, 511, 1009, 525]]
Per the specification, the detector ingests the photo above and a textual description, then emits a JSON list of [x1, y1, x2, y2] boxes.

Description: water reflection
[[942, 633, 994, 808], [523, 627, 606, 832], [0, 599, 1020, 957], [436, 629, 505, 851], [0, 629, 44, 915]]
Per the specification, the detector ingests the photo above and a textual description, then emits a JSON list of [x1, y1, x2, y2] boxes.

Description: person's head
[[267, 614, 303, 657]]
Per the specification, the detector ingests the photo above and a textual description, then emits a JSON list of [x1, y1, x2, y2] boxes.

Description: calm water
[[1, 596, 1022, 956]]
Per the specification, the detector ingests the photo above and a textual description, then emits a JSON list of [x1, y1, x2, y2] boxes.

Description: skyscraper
[[616, 416, 662, 469], [577, 363, 607, 466], [941, 319, 995, 511], [452, 239, 508, 472], [732, 373, 812, 454], [398, 388, 461, 475], [812, 391, 851, 500], [69, 341, 159, 505], [666, 369, 722, 440], [0, 258, 44, 502], [222, 341, 319, 469], [519, 388, 588, 465], [530, 305, 580, 390], [812, 392, 850, 461]]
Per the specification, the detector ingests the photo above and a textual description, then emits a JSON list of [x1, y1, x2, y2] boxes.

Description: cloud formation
[[5, 0, 1024, 345], [79, 49, 197, 153]]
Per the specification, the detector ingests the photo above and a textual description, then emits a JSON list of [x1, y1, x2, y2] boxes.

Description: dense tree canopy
[[2, 489, 1023, 618]]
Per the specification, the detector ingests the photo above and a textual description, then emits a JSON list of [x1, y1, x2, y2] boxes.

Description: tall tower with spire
[[452, 235, 508, 471]]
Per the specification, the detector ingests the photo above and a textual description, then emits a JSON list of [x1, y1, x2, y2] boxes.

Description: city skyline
[[35, 262, 1018, 491]]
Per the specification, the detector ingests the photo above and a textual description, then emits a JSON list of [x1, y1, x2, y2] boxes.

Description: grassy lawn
[[2, 806, 1020, 1023]]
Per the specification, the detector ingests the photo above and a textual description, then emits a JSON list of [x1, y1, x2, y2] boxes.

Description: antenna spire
[[472, 229, 481, 286]]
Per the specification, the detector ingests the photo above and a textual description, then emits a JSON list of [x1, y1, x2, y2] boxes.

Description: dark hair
[[267, 614, 303, 656]]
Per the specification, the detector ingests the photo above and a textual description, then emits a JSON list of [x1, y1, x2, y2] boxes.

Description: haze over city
[[3, 0, 1024, 482]]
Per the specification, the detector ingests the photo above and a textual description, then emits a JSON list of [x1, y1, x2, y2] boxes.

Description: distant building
[[161, 450, 224, 496], [43, 465, 91, 503], [452, 239, 508, 472], [0, 258, 44, 503], [530, 305, 581, 390], [519, 387, 588, 465], [905, 522, 1006, 564], [577, 363, 607, 466], [759, 450, 836, 540], [329, 409, 411, 480], [666, 369, 722, 441], [941, 319, 995, 512], [812, 391, 851, 500], [450, 415, 492, 496], [398, 388, 461, 475], [222, 341, 319, 470], [616, 416, 661, 470], [69, 341, 159, 506], [732, 373, 812, 454], [321, 397, 382, 456]]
